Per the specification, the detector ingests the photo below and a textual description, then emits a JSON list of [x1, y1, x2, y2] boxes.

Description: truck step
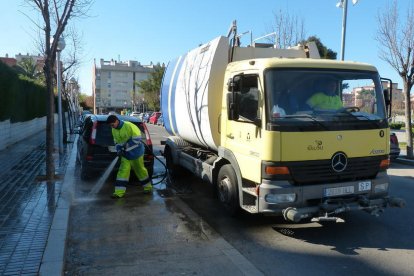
[[242, 187, 258, 196], [242, 204, 258, 213]]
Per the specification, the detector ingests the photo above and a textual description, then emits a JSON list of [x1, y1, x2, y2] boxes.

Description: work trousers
[[115, 155, 150, 187]]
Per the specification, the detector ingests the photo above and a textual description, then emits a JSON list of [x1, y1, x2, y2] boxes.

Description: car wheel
[[217, 164, 240, 216]]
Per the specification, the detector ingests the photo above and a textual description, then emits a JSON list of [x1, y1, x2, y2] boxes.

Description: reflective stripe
[[114, 186, 126, 191], [125, 143, 140, 152], [140, 177, 151, 185]]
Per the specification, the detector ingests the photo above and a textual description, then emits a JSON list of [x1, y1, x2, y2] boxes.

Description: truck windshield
[[264, 69, 387, 131]]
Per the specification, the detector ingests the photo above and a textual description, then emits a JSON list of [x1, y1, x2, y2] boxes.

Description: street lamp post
[[336, 0, 358, 61], [56, 36, 66, 154]]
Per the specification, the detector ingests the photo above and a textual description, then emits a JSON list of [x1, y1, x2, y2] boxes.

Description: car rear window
[[94, 122, 114, 145], [94, 121, 147, 146]]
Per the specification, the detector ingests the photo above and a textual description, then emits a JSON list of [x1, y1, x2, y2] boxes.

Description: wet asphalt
[[61, 141, 262, 275]]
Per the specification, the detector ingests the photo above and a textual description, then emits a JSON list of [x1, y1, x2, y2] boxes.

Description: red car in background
[[149, 112, 161, 124]]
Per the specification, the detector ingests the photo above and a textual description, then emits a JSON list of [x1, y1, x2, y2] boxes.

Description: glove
[[115, 144, 125, 157], [115, 144, 124, 152]]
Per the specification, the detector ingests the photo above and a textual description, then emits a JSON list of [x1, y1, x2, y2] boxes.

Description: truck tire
[[165, 147, 185, 181], [217, 164, 240, 216]]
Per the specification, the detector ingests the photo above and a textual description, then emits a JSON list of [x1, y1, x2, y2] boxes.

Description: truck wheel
[[165, 147, 184, 180], [217, 164, 240, 215]]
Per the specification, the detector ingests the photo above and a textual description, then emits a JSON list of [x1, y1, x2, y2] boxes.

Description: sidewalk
[[394, 154, 414, 166], [0, 129, 73, 275]]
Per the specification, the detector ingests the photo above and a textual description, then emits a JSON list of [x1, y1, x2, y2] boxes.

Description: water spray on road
[[89, 156, 119, 196]]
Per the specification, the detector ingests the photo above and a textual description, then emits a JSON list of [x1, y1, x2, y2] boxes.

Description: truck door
[[224, 74, 262, 183]]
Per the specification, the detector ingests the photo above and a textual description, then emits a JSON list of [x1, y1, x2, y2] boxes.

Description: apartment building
[[92, 58, 154, 114], [342, 81, 406, 110], [0, 53, 45, 70]]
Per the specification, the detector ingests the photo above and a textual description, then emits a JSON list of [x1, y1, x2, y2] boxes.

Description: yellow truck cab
[[161, 23, 405, 222]]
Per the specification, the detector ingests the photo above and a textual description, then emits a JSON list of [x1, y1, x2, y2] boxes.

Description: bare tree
[[26, 0, 92, 180], [376, 0, 414, 159], [266, 9, 306, 48], [61, 27, 84, 140]]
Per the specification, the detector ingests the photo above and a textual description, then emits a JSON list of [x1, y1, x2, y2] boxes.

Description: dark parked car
[[390, 132, 401, 160], [76, 114, 154, 180]]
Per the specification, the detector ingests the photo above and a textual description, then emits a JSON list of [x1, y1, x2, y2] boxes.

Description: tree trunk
[[45, 58, 55, 179]]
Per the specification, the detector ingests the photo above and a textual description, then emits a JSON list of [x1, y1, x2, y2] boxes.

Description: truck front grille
[[288, 156, 384, 185]]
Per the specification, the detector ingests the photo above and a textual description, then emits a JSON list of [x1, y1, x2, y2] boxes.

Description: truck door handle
[[226, 133, 234, 139]]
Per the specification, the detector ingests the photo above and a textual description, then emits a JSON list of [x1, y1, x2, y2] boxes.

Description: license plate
[[108, 146, 116, 152], [324, 186, 354, 197], [358, 181, 371, 192]]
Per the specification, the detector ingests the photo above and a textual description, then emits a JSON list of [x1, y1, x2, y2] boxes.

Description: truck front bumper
[[257, 172, 405, 222]]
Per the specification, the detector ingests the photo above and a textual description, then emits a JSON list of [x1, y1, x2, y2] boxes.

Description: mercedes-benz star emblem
[[331, 152, 347, 172]]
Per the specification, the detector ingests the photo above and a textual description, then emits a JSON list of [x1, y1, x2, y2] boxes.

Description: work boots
[[143, 182, 153, 194], [111, 186, 126, 198]]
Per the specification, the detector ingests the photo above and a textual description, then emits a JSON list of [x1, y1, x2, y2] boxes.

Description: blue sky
[[0, 0, 410, 95]]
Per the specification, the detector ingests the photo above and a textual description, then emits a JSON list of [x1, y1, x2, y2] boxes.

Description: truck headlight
[[374, 183, 388, 193], [265, 193, 296, 203]]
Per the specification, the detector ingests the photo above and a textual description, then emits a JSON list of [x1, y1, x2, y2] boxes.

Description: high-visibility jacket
[[112, 120, 144, 160], [307, 92, 342, 110]]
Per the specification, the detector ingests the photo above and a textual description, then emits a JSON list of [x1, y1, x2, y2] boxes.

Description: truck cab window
[[238, 75, 259, 121]]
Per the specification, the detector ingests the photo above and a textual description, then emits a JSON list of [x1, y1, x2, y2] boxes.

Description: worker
[[107, 115, 152, 198], [307, 78, 343, 110]]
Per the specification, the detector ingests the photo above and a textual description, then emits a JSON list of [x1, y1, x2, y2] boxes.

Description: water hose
[[143, 143, 167, 186]]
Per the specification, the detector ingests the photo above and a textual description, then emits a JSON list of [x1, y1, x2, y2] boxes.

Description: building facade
[[93, 58, 154, 114], [0, 53, 45, 71]]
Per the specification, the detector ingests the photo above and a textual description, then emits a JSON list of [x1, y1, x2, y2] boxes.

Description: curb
[[393, 156, 414, 166], [39, 136, 77, 275]]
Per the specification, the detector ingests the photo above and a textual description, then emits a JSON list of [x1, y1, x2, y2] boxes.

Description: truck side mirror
[[226, 92, 240, 120], [227, 76, 241, 92], [381, 77, 393, 118], [383, 89, 390, 105], [383, 88, 392, 118]]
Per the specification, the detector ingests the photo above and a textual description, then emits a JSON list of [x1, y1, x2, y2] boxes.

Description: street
[[149, 124, 414, 276], [62, 124, 414, 275]]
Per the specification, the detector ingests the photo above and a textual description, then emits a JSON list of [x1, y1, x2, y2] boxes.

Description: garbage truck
[[160, 22, 405, 222]]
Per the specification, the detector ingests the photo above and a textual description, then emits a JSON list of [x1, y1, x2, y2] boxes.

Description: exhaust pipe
[[282, 207, 319, 223]]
